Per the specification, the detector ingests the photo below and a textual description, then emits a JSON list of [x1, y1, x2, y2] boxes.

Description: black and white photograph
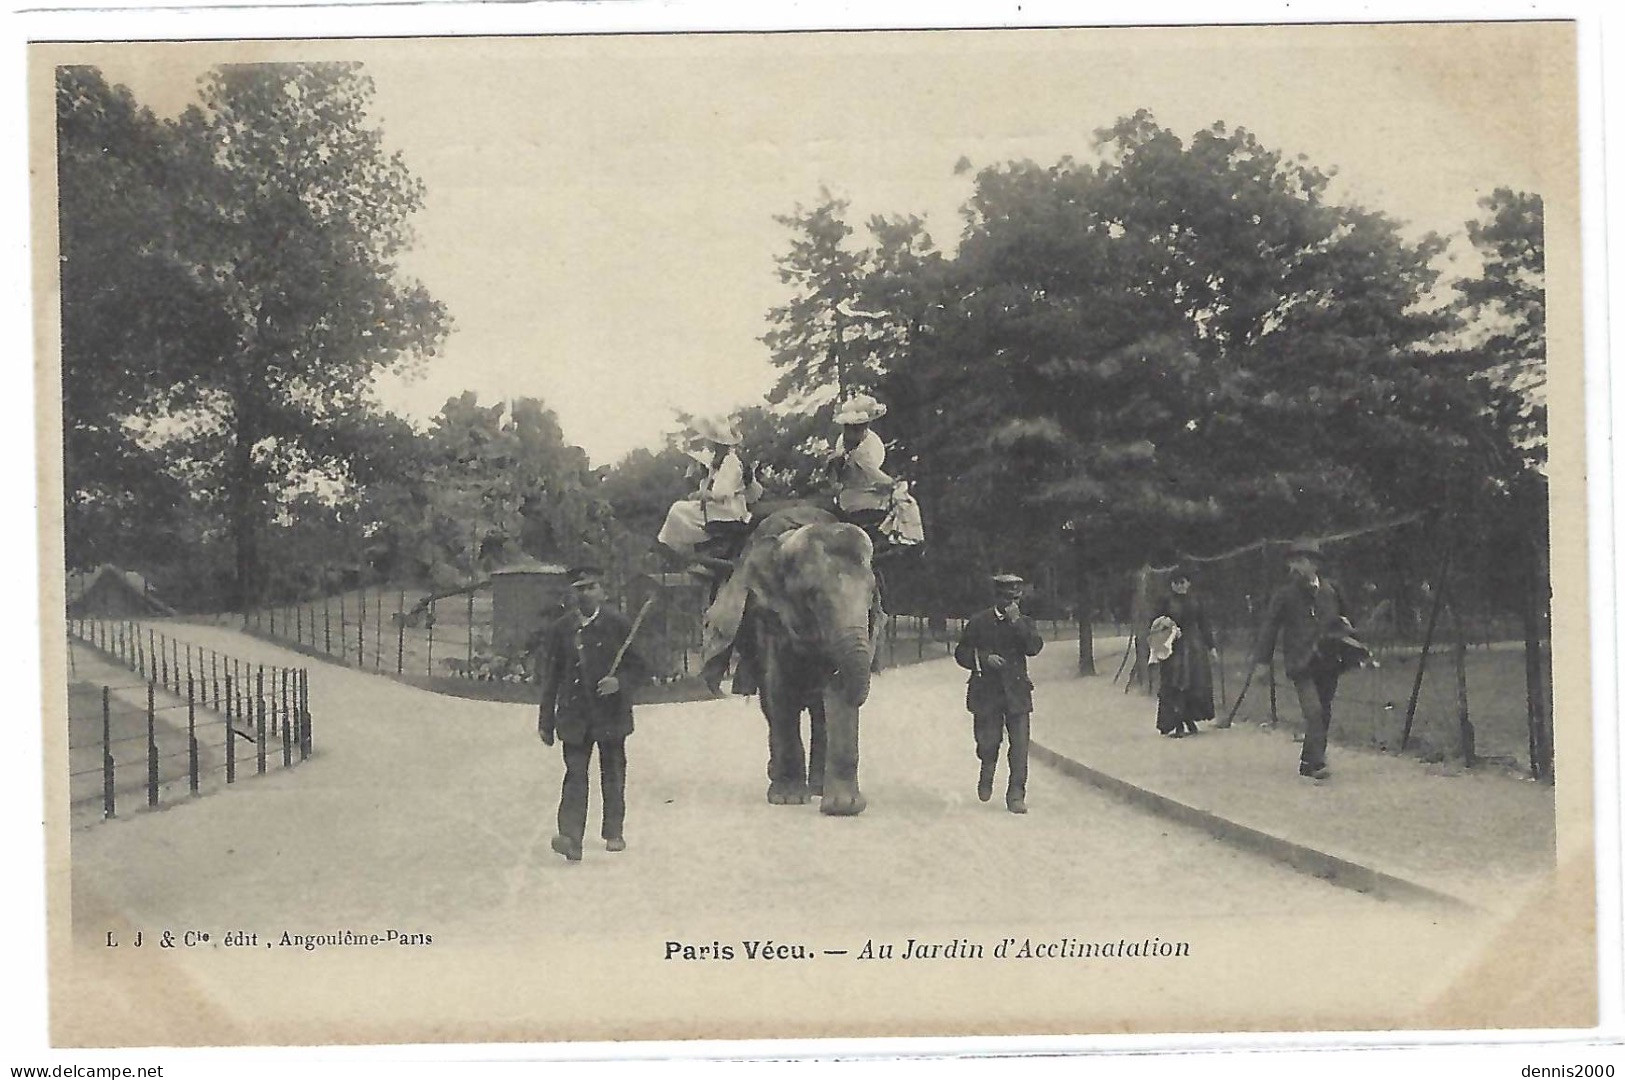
[[24, 12, 1604, 1059]]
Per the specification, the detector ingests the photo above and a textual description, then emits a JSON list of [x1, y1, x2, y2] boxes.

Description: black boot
[[702, 651, 731, 696], [977, 761, 995, 802]]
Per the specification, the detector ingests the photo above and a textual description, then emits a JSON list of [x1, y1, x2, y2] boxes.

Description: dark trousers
[[1292, 665, 1340, 770], [558, 737, 627, 843], [973, 710, 1030, 801]]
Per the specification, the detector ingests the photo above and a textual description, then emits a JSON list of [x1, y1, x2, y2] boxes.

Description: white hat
[[833, 394, 887, 426], [693, 417, 741, 446]]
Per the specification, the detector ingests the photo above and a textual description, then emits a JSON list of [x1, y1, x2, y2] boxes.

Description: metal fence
[[243, 582, 1082, 687], [247, 584, 516, 682], [67, 617, 312, 823]]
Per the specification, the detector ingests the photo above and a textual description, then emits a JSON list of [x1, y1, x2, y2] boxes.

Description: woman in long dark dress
[[1151, 566, 1217, 737]]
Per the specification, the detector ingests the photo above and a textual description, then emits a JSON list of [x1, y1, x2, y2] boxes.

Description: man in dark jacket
[[954, 573, 1045, 813], [538, 566, 648, 861], [1250, 541, 1365, 781]]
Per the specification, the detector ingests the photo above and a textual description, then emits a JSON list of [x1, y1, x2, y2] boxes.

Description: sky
[[65, 22, 1570, 466]]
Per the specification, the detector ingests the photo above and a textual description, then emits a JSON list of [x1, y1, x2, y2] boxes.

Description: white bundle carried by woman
[[879, 479, 925, 546], [1147, 616, 1182, 664]]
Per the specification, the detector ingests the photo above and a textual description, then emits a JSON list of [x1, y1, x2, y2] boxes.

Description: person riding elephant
[[700, 504, 879, 815], [825, 394, 924, 554], [656, 417, 752, 576]]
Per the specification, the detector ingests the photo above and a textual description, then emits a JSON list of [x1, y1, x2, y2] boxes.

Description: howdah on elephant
[[704, 505, 878, 815]]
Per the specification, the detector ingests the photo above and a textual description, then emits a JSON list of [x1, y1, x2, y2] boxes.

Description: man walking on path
[[537, 566, 649, 861], [954, 573, 1045, 813], [1250, 541, 1366, 781]]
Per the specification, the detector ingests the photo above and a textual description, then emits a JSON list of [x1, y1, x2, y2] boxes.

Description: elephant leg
[[818, 687, 866, 816], [807, 693, 827, 797], [761, 666, 809, 805]]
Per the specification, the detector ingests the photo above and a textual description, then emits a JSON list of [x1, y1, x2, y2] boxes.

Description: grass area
[[66, 678, 227, 818], [1205, 640, 1546, 770]]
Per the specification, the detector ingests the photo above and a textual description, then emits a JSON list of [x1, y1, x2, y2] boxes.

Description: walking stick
[[608, 597, 657, 679], [1219, 662, 1257, 728], [1112, 634, 1135, 685]]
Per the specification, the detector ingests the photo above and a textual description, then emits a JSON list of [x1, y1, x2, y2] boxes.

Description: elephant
[[705, 504, 878, 815]]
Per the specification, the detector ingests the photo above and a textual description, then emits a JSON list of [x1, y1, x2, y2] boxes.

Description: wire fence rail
[[67, 617, 313, 824], [238, 582, 1083, 690]]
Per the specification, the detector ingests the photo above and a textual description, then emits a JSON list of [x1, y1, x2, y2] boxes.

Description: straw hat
[[692, 417, 741, 446], [833, 394, 887, 426]]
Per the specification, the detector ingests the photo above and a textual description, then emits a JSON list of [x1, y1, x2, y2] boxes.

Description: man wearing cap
[[537, 566, 649, 861], [954, 573, 1045, 813], [1250, 541, 1359, 781]]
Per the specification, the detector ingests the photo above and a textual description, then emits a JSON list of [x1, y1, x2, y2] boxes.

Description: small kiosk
[[490, 559, 571, 658]]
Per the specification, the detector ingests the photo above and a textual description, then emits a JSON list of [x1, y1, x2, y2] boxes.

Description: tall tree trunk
[[1522, 540, 1552, 782], [1072, 539, 1096, 675], [230, 395, 264, 615]]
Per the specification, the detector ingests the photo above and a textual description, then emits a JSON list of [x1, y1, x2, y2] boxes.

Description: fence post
[[146, 680, 159, 808], [467, 591, 475, 674], [427, 601, 435, 676], [102, 686, 114, 820], [281, 669, 293, 767], [225, 674, 236, 784], [1402, 548, 1453, 752], [297, 604, 303, 646], [1266, 656, 1279, 726], [339, 593, 348, 662], [212, 652, 220, 712], [256, 667, 267, 775], [359, 589, 367, 667], [1448, 603, 1476, 767], [299, 668, 311, 759], [324, 597, 332, 655], [397, 589, 406, 674], [187, 675, 199, 795], [270, 604, 276, 637], [374, 589, 382, 669]]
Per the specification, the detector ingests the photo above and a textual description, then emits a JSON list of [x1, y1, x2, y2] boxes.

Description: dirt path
[[62, 621, 1493, 1045]]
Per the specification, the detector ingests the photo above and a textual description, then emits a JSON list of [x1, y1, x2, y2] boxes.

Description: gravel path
[[61, 622, 1492, 1046]]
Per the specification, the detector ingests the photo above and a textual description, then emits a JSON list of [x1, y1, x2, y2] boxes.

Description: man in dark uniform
[[537, 566, 648, 861], [954, 573, 1045, 813], [1250, 541, 1366, 781]]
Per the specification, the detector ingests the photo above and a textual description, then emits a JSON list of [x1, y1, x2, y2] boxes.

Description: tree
[[56, 67, 233, 575], [163, 62, 451, 607], [380, 394, 608, 589], [1452, 189, 1551, 776], [762, 191, 873, 405], [1455, 189, 1546, 469], [883, 114, 1493, 666]]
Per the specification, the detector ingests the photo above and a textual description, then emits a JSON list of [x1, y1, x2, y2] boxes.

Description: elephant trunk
[[831, 625, 873, 706]]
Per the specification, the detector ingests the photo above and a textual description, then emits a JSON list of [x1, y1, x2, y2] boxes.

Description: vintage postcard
[[27, 16, 1601, 1055]]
